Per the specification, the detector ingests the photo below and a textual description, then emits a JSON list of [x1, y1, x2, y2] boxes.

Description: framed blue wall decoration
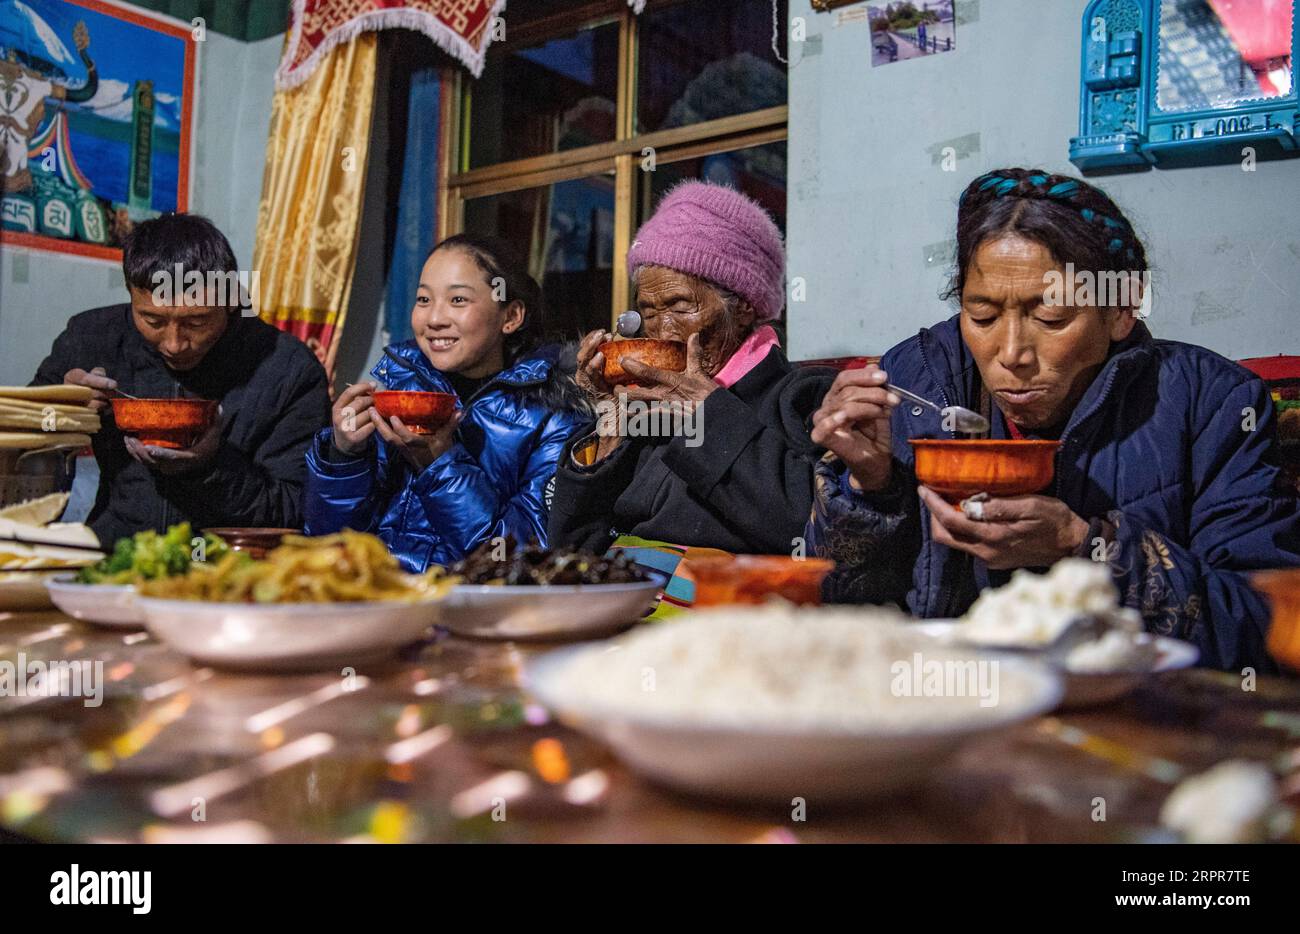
[[1071, 0, 1297, 171]]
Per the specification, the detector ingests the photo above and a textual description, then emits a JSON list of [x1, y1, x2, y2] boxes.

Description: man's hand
[[371, 408, 462, 473], [809, 364, 900, 492], [64, 366, 116, 414], [332, 381, 378, 456], [620, 332, 719, 407], [126, 412, 223, 476], [918, 485, 1089, 570]]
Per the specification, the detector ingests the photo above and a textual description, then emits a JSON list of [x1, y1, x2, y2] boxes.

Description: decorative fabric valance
[[277, 0, 647, 88]]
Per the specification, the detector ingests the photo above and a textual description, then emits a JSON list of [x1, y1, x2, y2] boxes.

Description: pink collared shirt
[[712, 324, 780, 389]]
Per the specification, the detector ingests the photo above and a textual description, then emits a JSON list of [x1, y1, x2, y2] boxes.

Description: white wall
[[786, 0, 1300, 361], [0, 31, 282, 383]]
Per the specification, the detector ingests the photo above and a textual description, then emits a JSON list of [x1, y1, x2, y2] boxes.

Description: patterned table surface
[[1, 609, 1298, 843]]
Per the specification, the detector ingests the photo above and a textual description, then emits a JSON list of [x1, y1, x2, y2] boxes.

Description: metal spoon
[[887, 383, 989, 435], [960, 614, 1108, 664], [615, 310, 641, 338]]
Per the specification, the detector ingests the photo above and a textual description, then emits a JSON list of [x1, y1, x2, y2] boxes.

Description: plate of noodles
[[45, 523, 231, 629], [135, 531, 455, 671]]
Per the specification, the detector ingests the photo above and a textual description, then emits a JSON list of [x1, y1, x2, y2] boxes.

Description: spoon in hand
[[887, 383, 989, 435]]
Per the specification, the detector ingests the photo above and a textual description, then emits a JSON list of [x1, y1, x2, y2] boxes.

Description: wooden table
[[1, 609, 1298, 843]]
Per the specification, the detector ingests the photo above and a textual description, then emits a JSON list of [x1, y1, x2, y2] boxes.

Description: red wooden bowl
[[372, 391, 457, 435], [111, 398, 218, 449], [687, 555, 835, 607], [1250, 569, 1300, 671], [910, 439, 1059, 503], [598, 338, 687, 386]]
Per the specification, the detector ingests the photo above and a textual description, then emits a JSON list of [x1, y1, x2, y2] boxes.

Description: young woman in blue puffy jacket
[[302, 235, 592, 571]]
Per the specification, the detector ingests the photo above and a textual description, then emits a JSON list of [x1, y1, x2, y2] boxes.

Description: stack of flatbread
[[0, 493, 103, 611], [0, 384, 99, 452]]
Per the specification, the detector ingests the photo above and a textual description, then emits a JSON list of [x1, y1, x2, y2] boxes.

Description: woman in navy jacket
[[303, 235, 591, 571], [806, 169, 1300, 672]]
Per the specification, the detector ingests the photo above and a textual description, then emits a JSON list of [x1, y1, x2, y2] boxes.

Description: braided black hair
[[944, 168, 1148, 304]]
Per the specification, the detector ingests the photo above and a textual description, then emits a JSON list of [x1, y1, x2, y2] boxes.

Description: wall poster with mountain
[[1, 0, 197, 261]]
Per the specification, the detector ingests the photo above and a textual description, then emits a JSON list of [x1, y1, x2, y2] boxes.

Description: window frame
[[438, 0, 789, 325]]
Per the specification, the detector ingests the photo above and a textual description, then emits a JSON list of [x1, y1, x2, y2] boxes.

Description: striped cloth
[[609, 536, 732, 621]]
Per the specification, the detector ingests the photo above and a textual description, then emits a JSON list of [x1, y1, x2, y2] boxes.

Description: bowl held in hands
[[111, 398, 218, 449], [910, 439, 1058, 504], [598, 339, 687, 386], [372, 391, 458, 435]]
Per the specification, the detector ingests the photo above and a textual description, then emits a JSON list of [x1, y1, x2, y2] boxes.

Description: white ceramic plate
[[911, 620, 1199, 709], [439, 575, 665, 641], [45, 575, 142, 629], [524, 644, 1062, 802], [136, 597, 445, 671]]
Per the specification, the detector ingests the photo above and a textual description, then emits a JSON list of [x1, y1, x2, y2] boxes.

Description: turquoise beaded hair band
[[962, 172, 1137, 260]]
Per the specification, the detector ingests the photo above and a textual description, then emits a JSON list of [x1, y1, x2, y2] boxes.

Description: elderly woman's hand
[[620, 333, 719, 407], [810, 365, 900, 492], [575, 329, 617, 404]]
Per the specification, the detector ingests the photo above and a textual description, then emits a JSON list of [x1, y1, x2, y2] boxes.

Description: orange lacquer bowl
[[1250, 569, 1300, 670], [598, 338, 687, 386], [372, 391, 458, 435], [111, 398, 218, 449], [687, 555, 835, 608], [910, 439, 1059, 503]]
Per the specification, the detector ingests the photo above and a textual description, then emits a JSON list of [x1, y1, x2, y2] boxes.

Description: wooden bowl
[[204, 527, 298, 560], [686, 555, 835, 607], [111, 398, 217, 449], [372, 391, 458, 435], [1250, 569, 1300, 670], [910, 439, 1059, 503], [598, 338, 687, 386]]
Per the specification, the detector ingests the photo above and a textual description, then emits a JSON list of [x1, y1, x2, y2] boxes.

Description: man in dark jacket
[[31, 213, 330, 547]]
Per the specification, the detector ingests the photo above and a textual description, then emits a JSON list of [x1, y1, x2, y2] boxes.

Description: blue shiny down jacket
[[303, 341, 592, 571]]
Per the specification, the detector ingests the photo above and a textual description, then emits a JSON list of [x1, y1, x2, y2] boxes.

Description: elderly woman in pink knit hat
[[548, 181, 834, 556]]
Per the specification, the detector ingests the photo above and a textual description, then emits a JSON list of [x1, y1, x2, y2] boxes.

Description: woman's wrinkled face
[[960, 235, 1136, 431], [636, 265, 754, 377], [411, 248, 523, 378]]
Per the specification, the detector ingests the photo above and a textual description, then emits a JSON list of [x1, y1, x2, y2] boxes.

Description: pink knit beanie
[[627, 181, 785, 322]]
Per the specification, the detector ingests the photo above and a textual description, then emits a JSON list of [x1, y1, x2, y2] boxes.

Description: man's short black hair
[[121, 213, 239, 293]]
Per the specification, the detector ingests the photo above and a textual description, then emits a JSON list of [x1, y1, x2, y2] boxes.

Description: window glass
[[467, 23, 621, 169], [636, 0, 788, 133], [464, 174, 617, 339]]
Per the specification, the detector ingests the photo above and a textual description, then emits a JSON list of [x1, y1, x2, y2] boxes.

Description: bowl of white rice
[[524, 605, 1062, 802], [921, 559, 1199, 708]]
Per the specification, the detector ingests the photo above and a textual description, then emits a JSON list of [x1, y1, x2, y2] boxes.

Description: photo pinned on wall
[[868, 1, 957, 67], [0, 0, 197, 262]]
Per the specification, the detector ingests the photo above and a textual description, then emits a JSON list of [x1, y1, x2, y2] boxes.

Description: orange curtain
[[254, 34, 377, 375]]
